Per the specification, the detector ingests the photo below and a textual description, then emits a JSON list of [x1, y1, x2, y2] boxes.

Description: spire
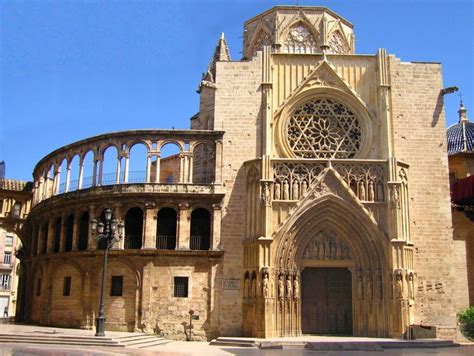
[[205, 32, 231, 83], [458, 100, 469, 123]]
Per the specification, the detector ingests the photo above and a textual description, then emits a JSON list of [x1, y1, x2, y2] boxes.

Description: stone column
[[46, 217, 55, 253], [124, 154, 130, 183], [92, 159, 98, 187], [211, 203, 222, 250], [115, 155, 122, 184], [78, 159, 84, 189], [65, 163, 71, 193], [97, 157, 104, 186], [154, 154, 160, 183], [59, 214, 67, 252], [146, 155, 151, 183], [177, 203, 190, 250], [72, 210, 80, 251], [143, 205, 157, 248]]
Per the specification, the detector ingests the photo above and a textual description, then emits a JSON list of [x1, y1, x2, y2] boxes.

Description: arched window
[[160, 143, 181, 183], [251, 29, 272, 57], [53, 218, 61, 253], [156, 208, 177, 250], [41, 223, 48, 254], [190, 208, 211, 250], [65, 214, 74, 252], [124, 207, 143, 249], [78, 212, 89, 251], [287, 98, 361, 158]]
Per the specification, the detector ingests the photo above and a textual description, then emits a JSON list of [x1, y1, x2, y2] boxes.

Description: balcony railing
[[190, 235, 210, 250], [124, 235, 142, 249], [156, 235, 177, 250]]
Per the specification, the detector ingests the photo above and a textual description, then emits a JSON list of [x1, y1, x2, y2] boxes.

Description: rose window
[[286, 98, 361, 158]]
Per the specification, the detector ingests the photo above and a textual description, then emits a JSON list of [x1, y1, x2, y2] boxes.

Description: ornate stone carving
[[286, 275, 293, 299], [302, 229, 351, 260], [328, 30, 350, 54], [262, 271, 270, 298], [278, 273, 285, 300], [287, 98, 361, 159], [252, 30, 272, 56], [293, 275, 299, 299], [261, 181, 272, 207], [283, 23, 317, 54], [395, 269, 404, 299]]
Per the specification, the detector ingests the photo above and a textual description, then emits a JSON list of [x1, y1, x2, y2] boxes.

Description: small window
[[166, 174, 174, 184], [1, 274, 11, 289], [3, 252, 11, 265], [36, 278, 42, 296], [174, 276, 188, 298], [63, 276, 71, 296], [12, 203, 21, 217], [5, 235, 13, 246], [110, 276, 123, 296]]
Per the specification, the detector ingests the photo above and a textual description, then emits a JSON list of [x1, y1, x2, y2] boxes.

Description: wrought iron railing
[[190, 235, 210, 250], [156, 235, 177, 250], [124, 234, 143, 249]]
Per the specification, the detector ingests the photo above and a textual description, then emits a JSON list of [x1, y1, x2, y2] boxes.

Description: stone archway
[[270, 169, 392, 337]]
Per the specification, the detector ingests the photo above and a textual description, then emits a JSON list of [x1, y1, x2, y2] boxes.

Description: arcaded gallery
[[13, 6, 471, 340]]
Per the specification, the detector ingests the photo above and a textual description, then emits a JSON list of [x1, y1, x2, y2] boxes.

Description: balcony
[[31, 130, 224, 206], [156, 235, 177, 250]]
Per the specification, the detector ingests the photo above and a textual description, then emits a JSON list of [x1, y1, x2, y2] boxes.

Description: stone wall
[[389, 57, 469, 338], [212, 56, 262, 336]]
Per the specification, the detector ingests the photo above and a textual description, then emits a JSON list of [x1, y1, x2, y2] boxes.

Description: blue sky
[[1, 0, 473, 181]]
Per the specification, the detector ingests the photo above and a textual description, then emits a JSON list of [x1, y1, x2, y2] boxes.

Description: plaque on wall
[[222, 279, 240, 290]]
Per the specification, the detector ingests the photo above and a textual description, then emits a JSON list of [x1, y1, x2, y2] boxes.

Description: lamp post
[[90, 208, 124, 337]]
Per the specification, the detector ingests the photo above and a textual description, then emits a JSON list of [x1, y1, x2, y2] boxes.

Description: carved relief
[[395, 269, 404, 299], [278, 273, 285, 300], [302, 229, 351, 260], [262, 271, 270, 298], [293, 275, 300, 299], [286, 274, 293, 299], [261, 181, 272, 207]]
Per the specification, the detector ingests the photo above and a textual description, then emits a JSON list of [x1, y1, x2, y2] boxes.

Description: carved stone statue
[[408, 272, 414, 299], [359, 181, 366, 200], [286, 275, 293, 299], [293, 275, 299, 299], [396, 270, 404, 299], [274, 182, 281, 200], [262, 272, 269, 298], [292, 180, 299, 200], [368, 180, 375, 201], [357, 272, 364, 300], [278, 274, 285, 300], [301, 180, 308, 196], [262, 182, 271, 207], [283, 180, 290, 200]]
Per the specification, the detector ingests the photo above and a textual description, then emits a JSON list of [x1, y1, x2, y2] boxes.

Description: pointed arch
[[282, 21, 319, 54], [327, 29, 350, 54], [249, 28, 273, 57]]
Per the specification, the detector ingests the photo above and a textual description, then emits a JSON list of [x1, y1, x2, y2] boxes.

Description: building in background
[[9, 5, 471, 341], [447, 102, 474, 306], [0, 178, 33, 317]]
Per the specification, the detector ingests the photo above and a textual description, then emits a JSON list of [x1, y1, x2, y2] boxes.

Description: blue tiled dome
[[446, 103, 474, 156]]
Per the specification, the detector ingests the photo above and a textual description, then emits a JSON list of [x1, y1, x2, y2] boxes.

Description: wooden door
[[301, 267, 352, 335]]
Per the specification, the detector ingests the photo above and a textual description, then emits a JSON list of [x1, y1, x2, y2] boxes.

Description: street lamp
[[90, 208, 124, 337]]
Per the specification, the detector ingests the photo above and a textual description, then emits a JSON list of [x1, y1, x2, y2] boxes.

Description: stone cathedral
[[13, 6, 470, 340]]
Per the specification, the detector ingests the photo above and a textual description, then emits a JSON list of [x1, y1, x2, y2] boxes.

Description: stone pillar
[[92, 159, 98, 187], [53, 166, 61, 195], [59, 214, 67, 252], [46, 217, 55, 253], [143, 205, 157, 248], [177, 203, 190, 250], [124, 154, 130, 183], [214, 140, 223, 186], [154, 154, 160, 183], [97, 157, 104, 186], [72, 210, 80, 251], [115, 155, 122, 184], [78, 159, 84, 189], [65, 163, 71, 193], [88, 206, 97, 251], [146, 155, 151, 183], [211, 203, 222, 250]]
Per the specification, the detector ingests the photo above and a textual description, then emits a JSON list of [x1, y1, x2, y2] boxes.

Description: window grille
[[3, 252, 11, 265], [174, 277, 188, 298], [5, 235, 13, 246]]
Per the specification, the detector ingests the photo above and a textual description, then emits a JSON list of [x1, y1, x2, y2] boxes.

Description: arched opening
[[78, 212, 89, 251], [192, 143, 215, 184], [53, 217, 61, 253], [190, 208, 211, 250], [57, 158, 68, 194], [68, 154, 80, 192], [124, 207, 143, 249], [156, 207, 177, 250], [81, 151, 95, 189], [65, 214, 74, 252], [101, 145, 119, 186], [160, 143, 181, 184], [128, 143, 148, 183]]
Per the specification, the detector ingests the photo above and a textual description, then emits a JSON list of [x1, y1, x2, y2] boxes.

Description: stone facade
[[10, 5, 471, 341]]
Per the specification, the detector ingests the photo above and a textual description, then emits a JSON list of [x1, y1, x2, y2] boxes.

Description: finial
[[458, 94, 469, 123], [220, 32, 225, 40]]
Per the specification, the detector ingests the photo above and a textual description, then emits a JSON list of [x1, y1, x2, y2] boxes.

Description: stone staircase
[[0, 332, 171, 349], [210, 336, 460, 350]]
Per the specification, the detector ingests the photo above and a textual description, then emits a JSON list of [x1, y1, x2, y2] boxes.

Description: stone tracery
[[286, 98, 361, 159], [283, 23, 317, 54]]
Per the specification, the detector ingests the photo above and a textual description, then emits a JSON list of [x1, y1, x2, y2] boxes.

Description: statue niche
[[302, 229, 351, 260]]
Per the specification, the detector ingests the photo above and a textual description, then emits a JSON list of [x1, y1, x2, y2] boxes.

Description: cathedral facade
[[15, 6, 469, 340]]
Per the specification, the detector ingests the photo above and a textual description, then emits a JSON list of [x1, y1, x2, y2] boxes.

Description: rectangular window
[[3, 252, 11, 265], [36, 278, 42, 296], [63, 276, 71, 296], [5, 235, 13, 246], [1, 274, 10, 290], [110, 276, 123, 296], [174, 277, 188, 298]]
